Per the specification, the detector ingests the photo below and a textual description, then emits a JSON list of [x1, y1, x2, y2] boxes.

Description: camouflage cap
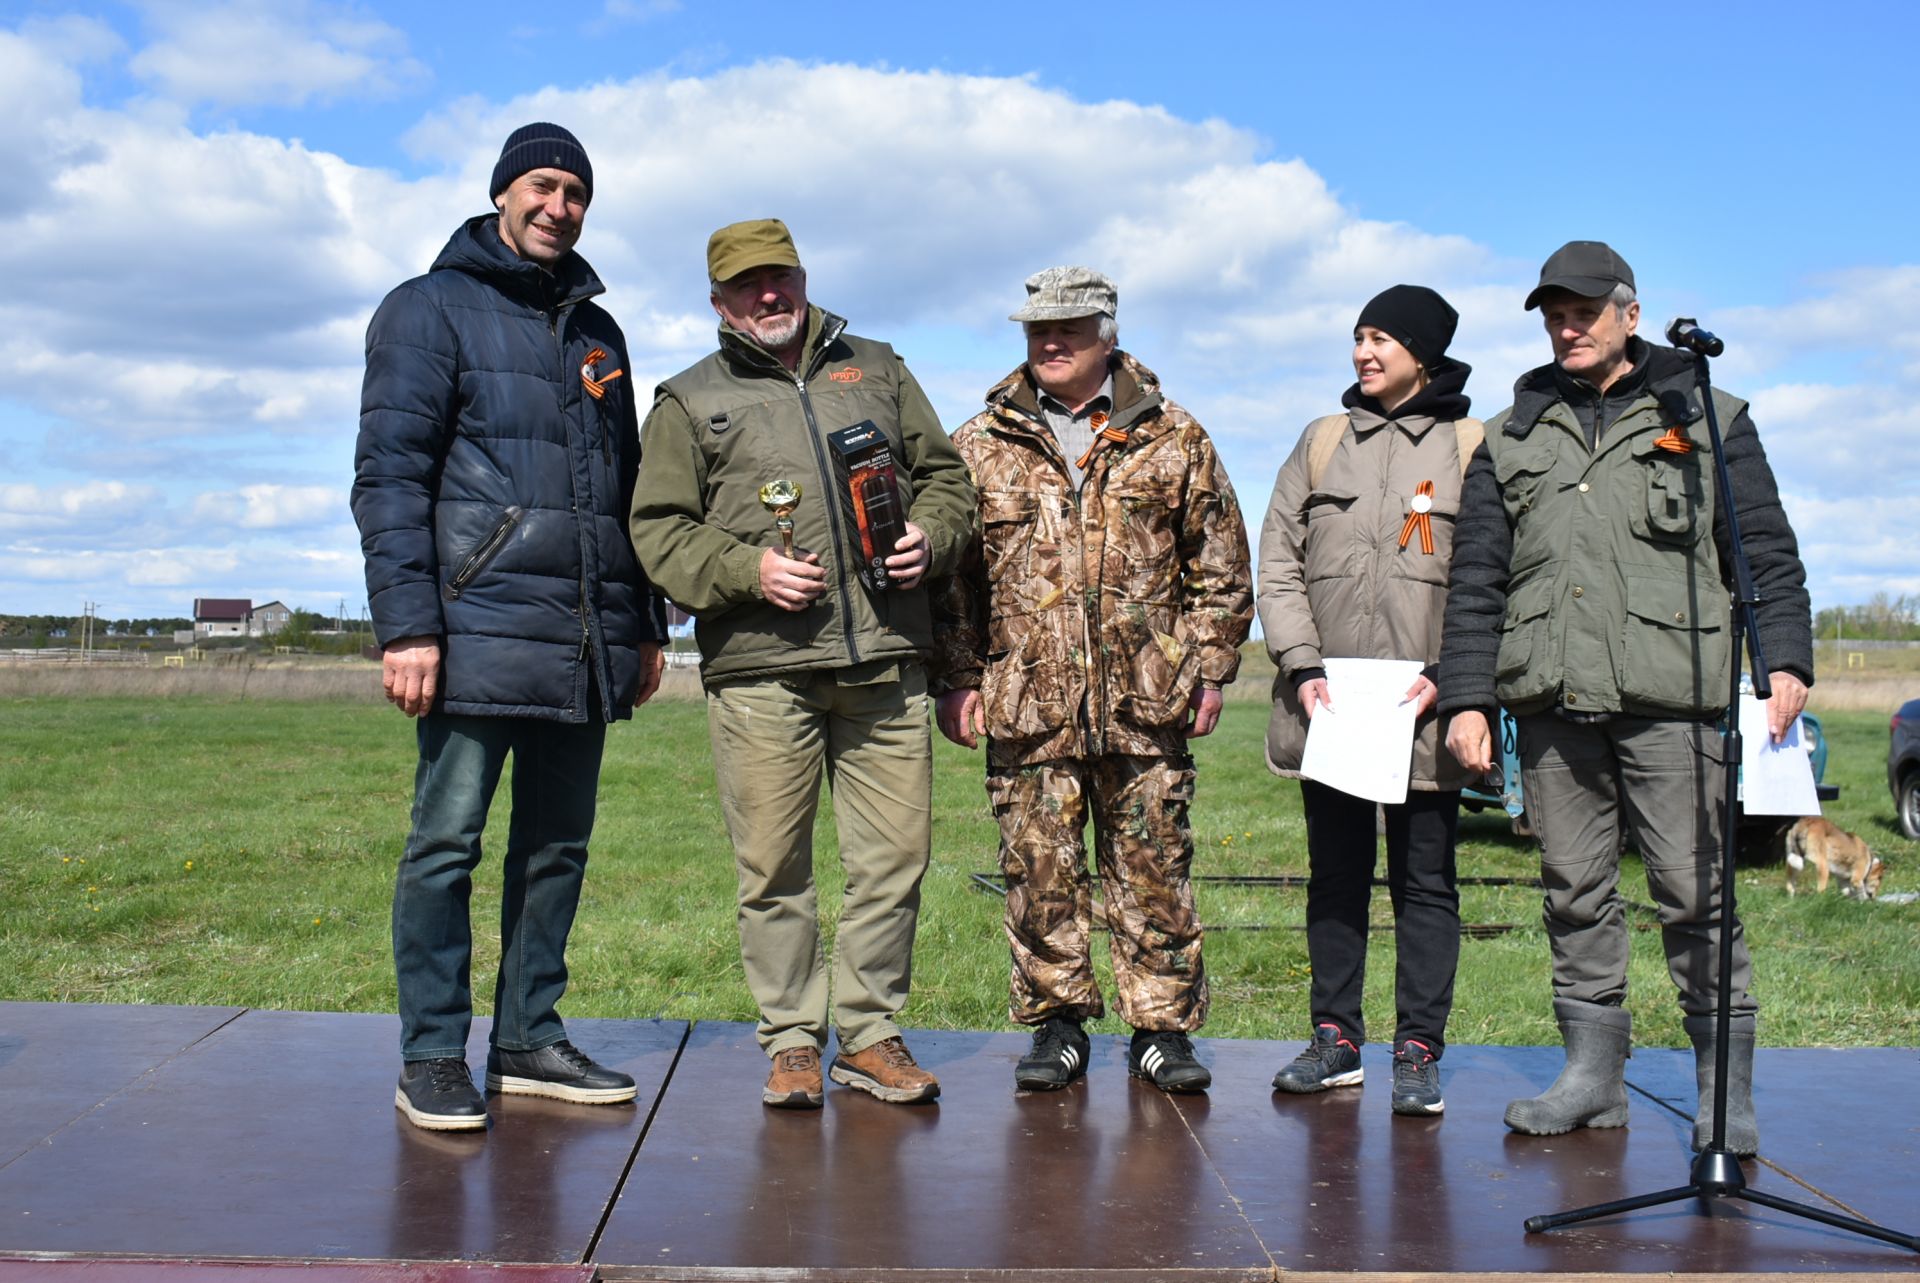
[[707, 218, 802, 284], [1009, 266, 1117, 323]]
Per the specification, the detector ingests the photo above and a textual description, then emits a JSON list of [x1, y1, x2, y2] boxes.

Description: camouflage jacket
[[930, 352, 1252, 764]]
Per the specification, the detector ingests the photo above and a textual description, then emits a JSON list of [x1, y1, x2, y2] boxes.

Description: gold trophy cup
[[758, 479, 802, 559]]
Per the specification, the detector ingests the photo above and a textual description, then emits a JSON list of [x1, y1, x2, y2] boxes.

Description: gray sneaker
[[1390, 1039, 1444, 1115], [1272, 1024, 1363, 1094]]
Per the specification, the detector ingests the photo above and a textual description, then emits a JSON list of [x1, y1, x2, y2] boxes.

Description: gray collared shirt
[[1037, 374, 1114, 491]]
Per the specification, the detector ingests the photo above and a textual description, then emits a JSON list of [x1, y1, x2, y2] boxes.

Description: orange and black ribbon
[[1652, 424, 1694, 454], [1073, 410, 1129, 470], [581, 347, 625, 401], [1398, 480, 1436, 555]]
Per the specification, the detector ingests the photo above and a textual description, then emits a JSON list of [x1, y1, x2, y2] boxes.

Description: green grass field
[[2, 689, 1914, 1050]]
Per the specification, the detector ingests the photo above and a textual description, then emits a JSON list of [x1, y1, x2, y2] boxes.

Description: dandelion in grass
[[183, 861, 193, 871]]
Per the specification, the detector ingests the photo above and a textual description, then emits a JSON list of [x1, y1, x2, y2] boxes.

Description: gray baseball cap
[[1009, 266, 1117, 323], [1524, 241, 1635, 310]]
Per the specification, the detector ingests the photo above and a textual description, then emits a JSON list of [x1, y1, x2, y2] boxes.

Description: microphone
[[1666, 317, 1725, 357]]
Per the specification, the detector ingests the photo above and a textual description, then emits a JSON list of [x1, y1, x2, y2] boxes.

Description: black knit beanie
[[1355, 285, 1458, 371], [489, 122, 593, 205]]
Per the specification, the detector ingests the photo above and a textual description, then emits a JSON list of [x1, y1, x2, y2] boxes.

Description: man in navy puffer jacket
[[352, 123, 666, 1132]]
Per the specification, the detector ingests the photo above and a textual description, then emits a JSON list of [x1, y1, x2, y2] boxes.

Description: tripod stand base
[[1526, 1146, 1920, 1251]]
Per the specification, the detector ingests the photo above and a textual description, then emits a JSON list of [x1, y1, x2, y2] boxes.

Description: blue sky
[[3, 0, 1916, 621]]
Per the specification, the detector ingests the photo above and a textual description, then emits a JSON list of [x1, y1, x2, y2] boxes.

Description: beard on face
[[746, 309, 802, 351]]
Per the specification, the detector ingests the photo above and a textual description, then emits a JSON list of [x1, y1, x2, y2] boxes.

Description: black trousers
[[1299, 780, 1462, 1055]]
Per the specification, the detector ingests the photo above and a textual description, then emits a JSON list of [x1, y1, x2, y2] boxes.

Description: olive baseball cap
[[1524, 240, 1635, 310], [1010, 266, 1118, 323], [707, 219, 801, 284]]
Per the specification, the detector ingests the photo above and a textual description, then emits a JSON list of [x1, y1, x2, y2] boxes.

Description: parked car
[[1891, 698, 1920, 841], [1462, 706, 1838, 856]]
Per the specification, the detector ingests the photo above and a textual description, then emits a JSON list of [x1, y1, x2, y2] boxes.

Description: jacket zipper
[[444, 506, 524, 600], [795, 372, 863, 665], [1005, 406, 1102, 752], [553, 301, 602, 717]]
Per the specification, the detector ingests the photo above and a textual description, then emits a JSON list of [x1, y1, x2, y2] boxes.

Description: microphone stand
[[1522, 335, 1919, 1252]]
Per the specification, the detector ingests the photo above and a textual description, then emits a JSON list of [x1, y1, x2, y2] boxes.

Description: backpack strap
[[1307, 413, 1483, 486], [1452, 417, 1484, 478], [1304, 414, 1350, 489]]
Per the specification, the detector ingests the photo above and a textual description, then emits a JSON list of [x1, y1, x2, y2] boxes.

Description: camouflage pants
[[988, 754, 1206, 1031]]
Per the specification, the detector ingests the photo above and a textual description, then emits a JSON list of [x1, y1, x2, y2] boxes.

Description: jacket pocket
[[980, 610, 1074, 738], [1618, 574, 1730, 713], [1397, 490, 1458, 586], [1494, 577, 1557, 708], [444, 506, 524, 601], [1104, 468, 1183, 586], [1300, 486, 1360, 582], [980, 489, 1039, 588], [1109, 599, 1201, 728], [1495, 445, 1556, 520], [1629, 436, 1709, 544]]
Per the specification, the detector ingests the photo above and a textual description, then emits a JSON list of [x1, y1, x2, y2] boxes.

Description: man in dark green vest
[[629, 219, 975, 1111], [1438, 241, 1812, 1156]]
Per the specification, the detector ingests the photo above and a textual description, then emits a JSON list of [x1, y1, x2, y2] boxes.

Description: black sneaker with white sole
[[396, 1057, 488, 1131], [1272, 1023, 1364, 1094], [486, 1040, 637, 1104], [1014, 1016, 1090, 1091], [1127, 1029, 1211, 1093], [1390, 1039, 1444, 1115]]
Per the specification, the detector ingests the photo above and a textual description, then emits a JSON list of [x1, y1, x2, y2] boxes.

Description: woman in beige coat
[[1257, 285, 1477, 1116]]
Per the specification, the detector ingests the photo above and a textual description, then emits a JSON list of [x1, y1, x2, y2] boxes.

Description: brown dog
[[1784, 817, 1884, 900]]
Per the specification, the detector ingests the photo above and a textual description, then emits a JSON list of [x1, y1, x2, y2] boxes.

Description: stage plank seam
[[582, 1018, 697, 1267], [1620, 1077, 1894, 1232], [0, 1004, 250, 1175]]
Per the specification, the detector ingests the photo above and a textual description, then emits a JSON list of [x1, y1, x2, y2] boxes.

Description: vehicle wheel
[[1901, 771, 1920, 842], [1737, 815, 1790, 865]]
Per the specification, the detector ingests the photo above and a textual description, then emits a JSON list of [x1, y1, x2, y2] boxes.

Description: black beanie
[[489, 122, 593, 205], [1355, 284, 1458, 371]]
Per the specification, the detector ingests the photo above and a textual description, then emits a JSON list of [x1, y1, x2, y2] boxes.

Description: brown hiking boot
[[763, 1045, 824, 1109], [829, 1036, 940, 1104]]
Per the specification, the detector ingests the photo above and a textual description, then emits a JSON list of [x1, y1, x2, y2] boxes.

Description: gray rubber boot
[[1504, 998, 1632, 1135], [1684, 1013, 1758, 1156]]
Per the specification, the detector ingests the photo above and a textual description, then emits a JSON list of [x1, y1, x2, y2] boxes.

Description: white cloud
[[191, 484, 344, 530], [0, 480, 158, 522], [127, 0, 427, 108], [0, 46, 1911, 616]]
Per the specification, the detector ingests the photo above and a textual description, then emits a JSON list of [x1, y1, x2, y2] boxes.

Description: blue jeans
[[393, 712, 607, 1061]]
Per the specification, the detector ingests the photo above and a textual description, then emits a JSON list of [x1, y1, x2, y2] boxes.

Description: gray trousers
[[1516, 713, 1754, 1018]]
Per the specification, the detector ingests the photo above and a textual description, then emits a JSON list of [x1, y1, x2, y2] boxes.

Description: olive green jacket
[[1441, 342, 1811, 720], [630, 306, 976, 682]]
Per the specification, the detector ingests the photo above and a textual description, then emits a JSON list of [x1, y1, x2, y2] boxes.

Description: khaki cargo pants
[[988, 753, 1207, 1032], [706, 661, 932, 1057]]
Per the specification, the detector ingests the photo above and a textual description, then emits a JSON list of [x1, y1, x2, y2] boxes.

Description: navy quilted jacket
[[351, 215, 665, 721]]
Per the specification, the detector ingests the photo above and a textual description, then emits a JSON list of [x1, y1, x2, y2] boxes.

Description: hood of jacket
[[1340, 356, 1473, 423], [431, 214, 607, 312]]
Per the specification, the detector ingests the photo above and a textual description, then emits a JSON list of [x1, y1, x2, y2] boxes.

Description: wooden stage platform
[[0, 1002, 1914, 1280]]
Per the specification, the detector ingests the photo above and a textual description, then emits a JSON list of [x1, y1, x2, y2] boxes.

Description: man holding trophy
[[629, 219, 976, 1109]]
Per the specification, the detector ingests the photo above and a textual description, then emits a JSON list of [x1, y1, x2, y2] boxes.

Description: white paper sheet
[[1736, 693, 1820, 817], [1299, 658, 1427, 805]]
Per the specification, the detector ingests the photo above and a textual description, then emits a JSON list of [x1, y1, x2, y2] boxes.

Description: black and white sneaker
[[396, 1057, 488, 1131], [1127, 1029, 1211, 1093], [486, 1040, 637, 1104], [1014, 1016, 1090, 1091], [1272, 1023, 1364, 1094], [1390, 1039, 1444, 1115]]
